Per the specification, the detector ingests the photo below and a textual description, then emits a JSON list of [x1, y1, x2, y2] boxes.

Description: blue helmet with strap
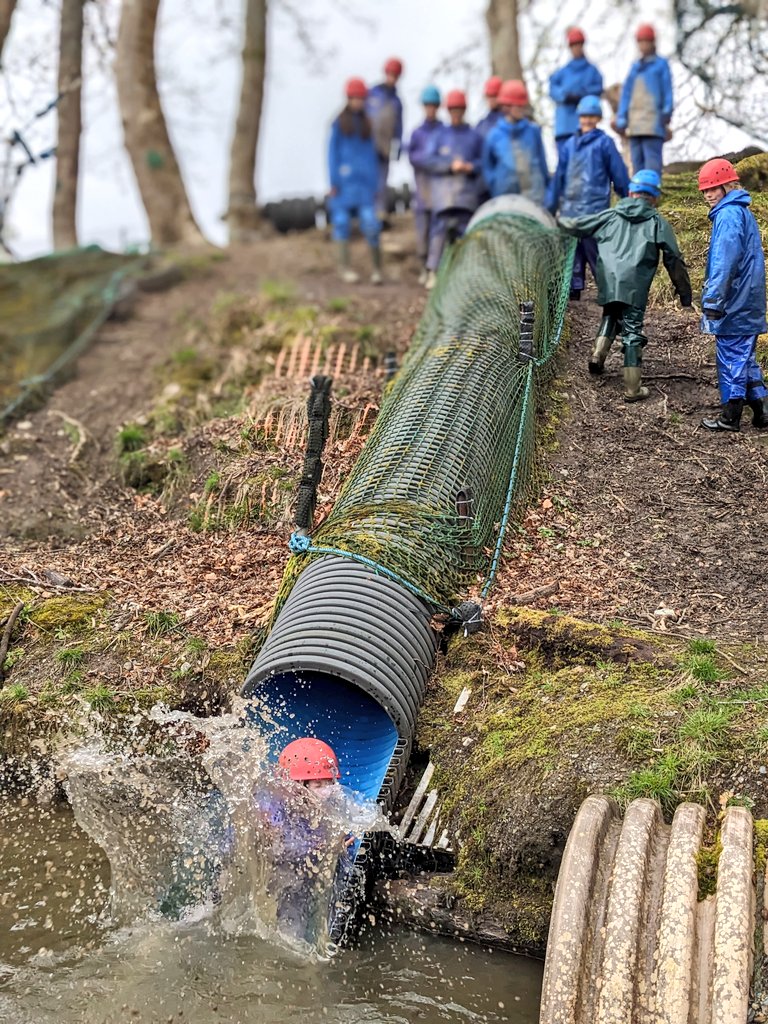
[[628, 168, 662, 197], [420, 85, 441, 105], [576, 95, 602, 117]]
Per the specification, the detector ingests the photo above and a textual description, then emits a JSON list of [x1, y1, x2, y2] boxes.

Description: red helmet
[[384, 57, 403, 77], [698, 158, 740, 190], [635, 23, 656, 41], [278, 738, 340, 782], [484, 75, 503, 98], [566, 27, 586, 44], [498, 79, 529, 107], [445, 88, 467, 109], [345, 77, 368, 100]]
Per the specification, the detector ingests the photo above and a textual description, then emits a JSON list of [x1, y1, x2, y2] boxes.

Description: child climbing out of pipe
[[252, 737, 356, 946], [155, 728, 355, 946], [557, 168, 693, 401]]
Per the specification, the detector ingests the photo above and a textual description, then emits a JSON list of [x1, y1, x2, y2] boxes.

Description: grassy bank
[[417, 608, 768, 947]]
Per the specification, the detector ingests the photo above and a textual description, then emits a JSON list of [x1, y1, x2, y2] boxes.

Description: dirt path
[[493, 290, 768, 646], [0, 222, 425, 651], [2, 228, 766, 651]]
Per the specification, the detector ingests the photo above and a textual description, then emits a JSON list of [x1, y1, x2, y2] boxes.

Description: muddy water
[[0, 801, 543, 1023]]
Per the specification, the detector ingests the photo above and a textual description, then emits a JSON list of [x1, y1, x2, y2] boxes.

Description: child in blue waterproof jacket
[[422, 89, 484, 289], [366, 57, 404, 222], [548, 27, 604, 158], [328, 78, 383, 285], [548, 95, 629, 299], [408, 85, 443, 283], [254, 738, 355, 946], [697, 158, 768, 433], [482, 79, 549, 208], [614, 23, 673, 174]]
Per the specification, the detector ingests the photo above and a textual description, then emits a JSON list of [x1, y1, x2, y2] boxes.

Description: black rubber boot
[[569, 288, 581, 301], [701, 398, 744, 432], [748, 396, 768, 428]]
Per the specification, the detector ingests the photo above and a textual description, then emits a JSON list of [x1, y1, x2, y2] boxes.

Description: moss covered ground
[[416, 608, 768, 948], [1, 230, 418, 781]]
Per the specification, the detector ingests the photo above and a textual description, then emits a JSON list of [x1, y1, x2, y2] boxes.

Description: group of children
[[327, 34, 767, 428], [327, 25, 672, 287]]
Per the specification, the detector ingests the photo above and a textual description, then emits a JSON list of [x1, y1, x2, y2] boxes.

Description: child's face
[[348, 97, 365, 113], [579, 115, 600, 132], [505, 105, 527, 122], [701, 185, 726, 209], [305, 779, 335, 799]]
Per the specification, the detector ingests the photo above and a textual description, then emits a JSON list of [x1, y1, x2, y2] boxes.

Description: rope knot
[[289, 531, 312, 554]]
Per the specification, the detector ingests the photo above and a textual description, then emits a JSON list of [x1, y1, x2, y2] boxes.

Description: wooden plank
[[408, 789, 438, 844], [422, 801, 441, 847], [399, 761, 434, 834]]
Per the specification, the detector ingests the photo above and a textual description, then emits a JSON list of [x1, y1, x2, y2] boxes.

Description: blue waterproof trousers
[[375, 157, 390, 219], [715, 334, 768, 402], [330, 203, 380, 244], [426, 209, 472, 272], [629, 137, 664, 174], [414, 208, 432, 264], [571, 238, 598, 293]]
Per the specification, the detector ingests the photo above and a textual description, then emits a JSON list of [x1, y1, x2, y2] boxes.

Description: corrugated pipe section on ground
[[540, 795, 756, 1024]]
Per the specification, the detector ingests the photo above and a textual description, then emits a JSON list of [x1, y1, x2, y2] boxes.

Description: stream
[[0, 800, 542, 1022]]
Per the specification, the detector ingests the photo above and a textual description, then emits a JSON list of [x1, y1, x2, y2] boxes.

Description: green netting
[[0, 246, 151, 424], [283, 212, 575, 611]]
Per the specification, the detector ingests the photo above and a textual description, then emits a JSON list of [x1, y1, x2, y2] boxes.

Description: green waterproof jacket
[[559, 197, 692, 309]]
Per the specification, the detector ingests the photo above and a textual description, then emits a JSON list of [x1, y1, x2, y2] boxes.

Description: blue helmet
[[576, 95, 602, 117], [628, 168, 662, 197], [420, 85, 441, 105]]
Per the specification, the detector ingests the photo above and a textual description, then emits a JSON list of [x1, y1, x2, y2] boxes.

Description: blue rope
[[288, 532, 452, 614], [480, 365, 534, 600], [480, 237, 575, 600]]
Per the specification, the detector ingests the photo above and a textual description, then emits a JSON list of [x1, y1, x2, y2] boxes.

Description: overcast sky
[[0, 0, 754, 258]]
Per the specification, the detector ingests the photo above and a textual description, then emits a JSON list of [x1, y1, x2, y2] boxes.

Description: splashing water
[[60, 701, 391, 959]]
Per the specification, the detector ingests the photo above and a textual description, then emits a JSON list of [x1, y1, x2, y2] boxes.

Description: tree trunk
[[227, 0, 268, 243], [53, 0, 84, 250], [115, 0, 205, 246], [0, 0, 17, 62], [485, 0, 523, 81]]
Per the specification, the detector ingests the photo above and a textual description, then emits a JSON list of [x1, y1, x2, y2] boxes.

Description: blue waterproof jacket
[[425, 123, 485, 214], [548, 128, 629, 217], [408, 118, 443, 211], [476, 108, 503, 140], [482, 118, 550, 206], [366, 83, 404, 160], [549, 57, 604, 139], [328, 112, 379, 211], [701, 190, 768, 335], [616, 55, 673, 138]]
